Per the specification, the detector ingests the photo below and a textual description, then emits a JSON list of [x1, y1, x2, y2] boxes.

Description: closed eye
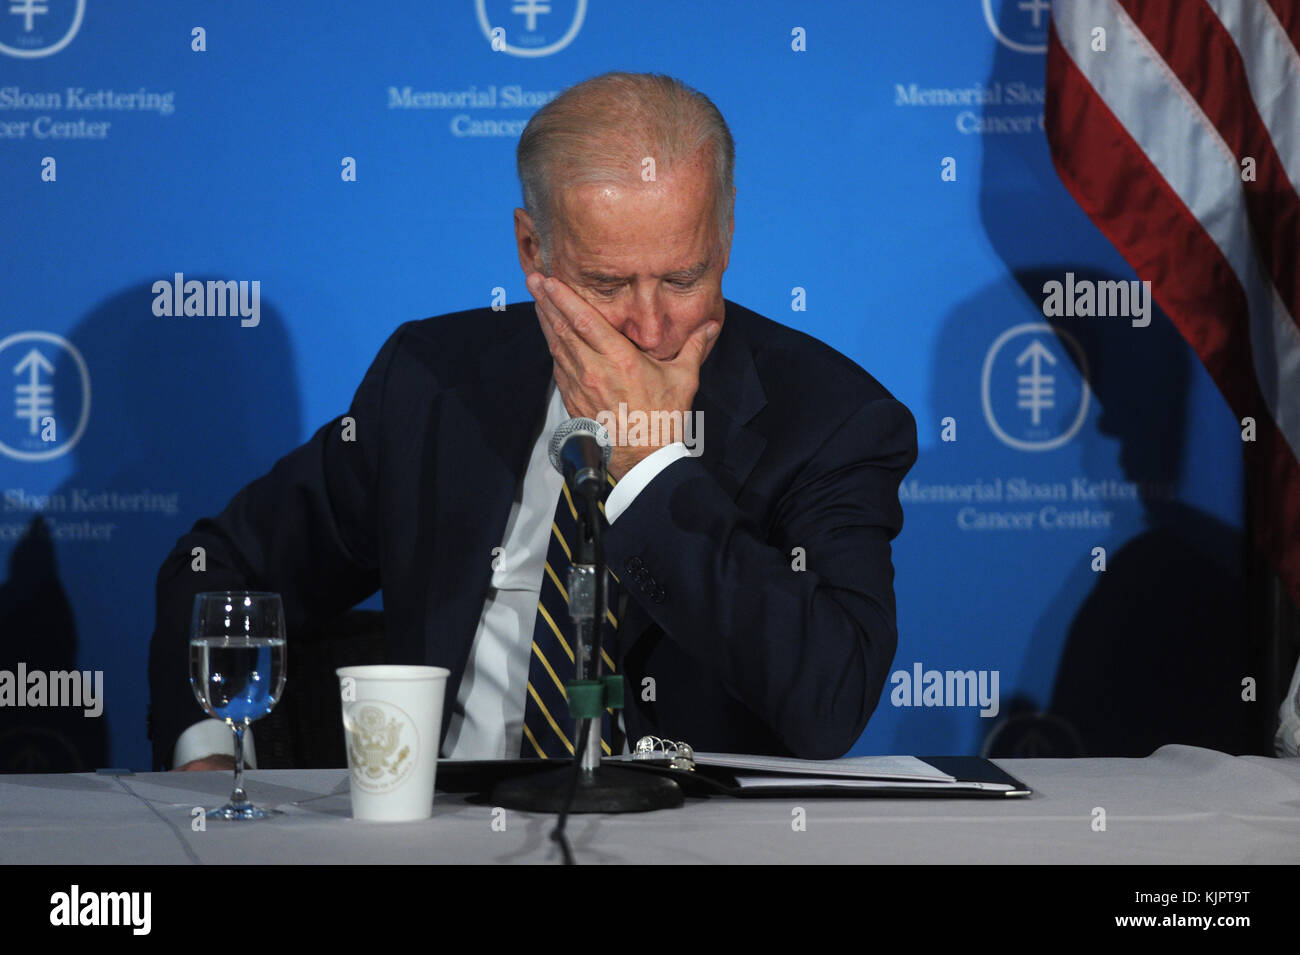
[[591, 278, 699, 295]]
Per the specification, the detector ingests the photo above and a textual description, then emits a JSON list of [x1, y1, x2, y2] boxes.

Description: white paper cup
[[335, 665, 449, 822]]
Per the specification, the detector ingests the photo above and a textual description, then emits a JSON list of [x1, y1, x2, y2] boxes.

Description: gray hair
[[516, 72, 735, 273]]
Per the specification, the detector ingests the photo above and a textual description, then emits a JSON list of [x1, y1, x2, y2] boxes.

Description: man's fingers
[[535, 302, 589, 394], [533, 299, 567, 359], [528, 274, 616, 401], [674, 320, 721, 369], [537, 275, 624, 356], [530, 278, 584, 367], [527, 274, 564, 337], [531, 294, 593, 414], [531, 283, 590, 367]]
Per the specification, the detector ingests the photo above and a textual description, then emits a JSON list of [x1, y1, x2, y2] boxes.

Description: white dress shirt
[[173, 379, 690, 767]]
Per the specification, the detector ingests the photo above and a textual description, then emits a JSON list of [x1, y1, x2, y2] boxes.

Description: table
[[2, 745, 1297, 864]]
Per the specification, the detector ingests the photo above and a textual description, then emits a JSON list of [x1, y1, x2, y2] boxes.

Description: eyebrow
[[578, 260, 711, 284]]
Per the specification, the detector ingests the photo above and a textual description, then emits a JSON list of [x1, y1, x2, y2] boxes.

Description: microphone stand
[[570, 492, 608, 774], [490, 466, 683, 814]]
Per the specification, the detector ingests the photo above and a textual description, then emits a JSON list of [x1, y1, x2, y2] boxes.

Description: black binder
[[437, 755, 1033, 799]]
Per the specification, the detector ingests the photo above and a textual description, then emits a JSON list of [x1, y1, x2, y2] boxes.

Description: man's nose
[[617, 286, 667, 353]]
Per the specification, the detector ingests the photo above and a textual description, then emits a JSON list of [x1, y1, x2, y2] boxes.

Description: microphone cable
[[549, 719, 591, 865]]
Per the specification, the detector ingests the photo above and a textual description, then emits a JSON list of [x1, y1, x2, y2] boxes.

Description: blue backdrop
[[0, 0, 1250, 771]]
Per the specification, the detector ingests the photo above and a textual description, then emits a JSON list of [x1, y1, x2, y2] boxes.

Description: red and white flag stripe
[[1046, 0, 1300, 607]]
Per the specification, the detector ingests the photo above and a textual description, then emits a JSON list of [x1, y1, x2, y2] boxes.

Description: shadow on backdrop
[[1040, 278, 1253, 756], [0, 282, 300, 770], [965, 0, 1255, 756]]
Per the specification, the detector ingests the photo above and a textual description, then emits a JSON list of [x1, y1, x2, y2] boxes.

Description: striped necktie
[[520, 473, 623, 759]]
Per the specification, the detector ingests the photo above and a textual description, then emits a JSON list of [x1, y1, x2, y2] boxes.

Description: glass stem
[[231, 722, 248, 806]]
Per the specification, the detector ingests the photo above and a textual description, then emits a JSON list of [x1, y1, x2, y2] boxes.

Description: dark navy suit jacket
[[148, 299, 917, 769]]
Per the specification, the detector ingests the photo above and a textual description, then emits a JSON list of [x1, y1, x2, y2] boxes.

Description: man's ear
[[717, 185, 736, 272], [513, 208, 544, 275], [719, 214, 735, 273]]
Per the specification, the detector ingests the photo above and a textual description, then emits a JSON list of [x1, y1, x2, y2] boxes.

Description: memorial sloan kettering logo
[[892, 80, 1045, 136], [475, 0, 585, 57], [390, 0, 582, 138], [982, 322, 1091, 452], [893, 2, 1050, 135], [0, 0, 84, 58], [0, 331, 91, 462], [0, 84, 176, 141], [346, 702, 417, 793], [982, 0, 1049, 54], [387, 83, 559, 138]]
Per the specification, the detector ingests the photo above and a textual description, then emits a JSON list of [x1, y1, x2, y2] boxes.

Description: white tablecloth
[[2, 744, 1297, 864]]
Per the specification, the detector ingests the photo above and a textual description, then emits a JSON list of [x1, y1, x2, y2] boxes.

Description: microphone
[[549, 417, 613, 499], [490, 413, 684, 811]]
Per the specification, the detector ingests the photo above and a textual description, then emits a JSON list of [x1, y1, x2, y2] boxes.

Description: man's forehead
[[559, 161, 714, 217], [550, 163, 721, 279], [556, 192, 718, 278]]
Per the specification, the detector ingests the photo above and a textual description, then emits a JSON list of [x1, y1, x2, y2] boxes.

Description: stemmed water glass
[[189, 591, 287, 820]]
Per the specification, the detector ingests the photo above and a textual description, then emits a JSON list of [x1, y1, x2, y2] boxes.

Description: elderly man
[[149, 71, 917, 771]]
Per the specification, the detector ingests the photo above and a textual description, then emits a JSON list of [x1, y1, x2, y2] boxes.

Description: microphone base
[[489, 763, 683, 814]]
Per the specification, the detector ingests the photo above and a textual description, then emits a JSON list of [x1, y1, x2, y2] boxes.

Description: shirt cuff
[[605, 443, 691, 523], [173, 718, 259, 769]]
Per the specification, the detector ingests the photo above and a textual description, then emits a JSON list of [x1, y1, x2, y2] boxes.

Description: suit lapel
[[693, 300, 768, 494], [468, 309, 554, 478], [424, 306, 552, 712]]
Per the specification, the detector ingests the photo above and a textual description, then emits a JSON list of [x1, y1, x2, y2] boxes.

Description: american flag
[[1045, 0, 1300, 611]]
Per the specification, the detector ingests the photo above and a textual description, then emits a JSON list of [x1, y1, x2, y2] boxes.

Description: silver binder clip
[[633, 736, 695, 771]]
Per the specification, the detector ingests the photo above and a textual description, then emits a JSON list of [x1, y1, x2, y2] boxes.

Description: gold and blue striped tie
[[520, 473, 622, 758]]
